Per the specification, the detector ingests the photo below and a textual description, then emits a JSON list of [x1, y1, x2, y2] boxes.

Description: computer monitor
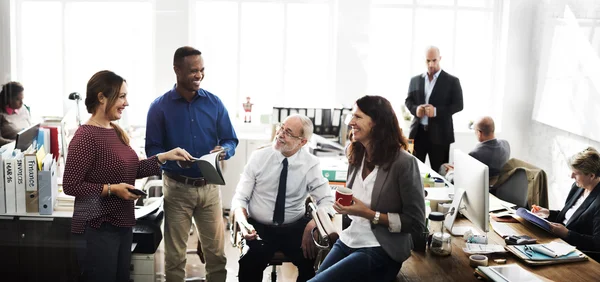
[[15, 123, 41, 151], [444, 149, 489, 235]]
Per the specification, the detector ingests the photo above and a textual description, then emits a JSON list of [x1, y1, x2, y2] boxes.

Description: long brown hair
[[85, 70, 130, 145], [347, 95, 408, 169]]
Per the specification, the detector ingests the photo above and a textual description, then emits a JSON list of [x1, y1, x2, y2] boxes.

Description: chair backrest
[[493, 168, 528, 208]]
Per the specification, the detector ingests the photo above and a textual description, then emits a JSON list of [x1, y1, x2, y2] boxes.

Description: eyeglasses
[[276, 123, 303, 140]]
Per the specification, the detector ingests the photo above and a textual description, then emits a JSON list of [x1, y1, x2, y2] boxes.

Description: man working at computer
[[231, 114, 334, 282], [441, 116, 510, 185]]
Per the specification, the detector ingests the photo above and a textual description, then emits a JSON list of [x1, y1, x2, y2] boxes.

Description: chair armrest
[[230, 212, 241, 248], [309, 202, 339, 250]]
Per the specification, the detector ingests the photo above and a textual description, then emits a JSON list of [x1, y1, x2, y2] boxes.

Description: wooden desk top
[[398, 217, 600, 282]]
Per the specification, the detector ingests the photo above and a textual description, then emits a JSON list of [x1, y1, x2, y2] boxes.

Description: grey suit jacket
[[469, 139, 510, 177], [347, 150, 426, 263]]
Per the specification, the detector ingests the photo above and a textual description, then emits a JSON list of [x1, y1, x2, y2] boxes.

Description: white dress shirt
[[231, 146, 334, 225], [420, 69, 441, 126], [340, 158, 381, 248], [563, 190, 590, 225]]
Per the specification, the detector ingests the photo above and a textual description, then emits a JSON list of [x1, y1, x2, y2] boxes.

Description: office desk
[[397, 217, 600, 282], [0, 179, 161, 282]]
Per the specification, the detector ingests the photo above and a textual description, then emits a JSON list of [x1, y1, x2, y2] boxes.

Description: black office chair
[[230, 213, 293, 282], [493, 168, 528, 208]]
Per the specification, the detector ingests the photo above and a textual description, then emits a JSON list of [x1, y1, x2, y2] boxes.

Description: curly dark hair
[[347, 95, 408, 168], [0, 81, 24, 114]]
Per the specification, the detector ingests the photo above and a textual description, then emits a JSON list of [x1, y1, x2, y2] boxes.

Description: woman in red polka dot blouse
[[63, 70, 192, 282]]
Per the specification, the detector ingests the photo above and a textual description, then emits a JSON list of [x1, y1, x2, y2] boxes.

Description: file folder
[[38, 159, 57, 215], [24, 149, 38, 213], [3, 152, 16, 213]]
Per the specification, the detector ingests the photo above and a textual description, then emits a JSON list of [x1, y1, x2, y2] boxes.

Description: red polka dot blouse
[[63, 125, 160, 234]]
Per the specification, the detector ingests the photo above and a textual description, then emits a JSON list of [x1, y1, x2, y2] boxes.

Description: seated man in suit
[[231, 114, 334, 282], [441, 116, 510, 184]]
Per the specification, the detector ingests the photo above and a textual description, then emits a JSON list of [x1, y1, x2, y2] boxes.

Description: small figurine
[[242, 96, 253, 123]]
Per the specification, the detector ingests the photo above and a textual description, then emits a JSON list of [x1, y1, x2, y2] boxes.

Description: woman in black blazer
[[532, 147, 600, 260]]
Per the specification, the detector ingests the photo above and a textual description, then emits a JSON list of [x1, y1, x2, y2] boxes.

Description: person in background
[[145, 46, 238, 282], [231, 114, 334, 282], [405, 46, 463, 171], [0, 81, 32, 146], [309, 95, 426, 282], [63, 70, 192, 282], [440, 116, 510, 185], [531, 147, 600, 260]]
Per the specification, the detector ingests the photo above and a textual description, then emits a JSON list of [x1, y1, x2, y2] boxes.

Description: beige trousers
[[163, 174, 227, 282]]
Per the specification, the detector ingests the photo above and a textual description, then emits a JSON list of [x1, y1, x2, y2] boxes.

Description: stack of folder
[[0, 125, 60, 215], [505, 242, 587, 265], [54, 191, 75, 211]]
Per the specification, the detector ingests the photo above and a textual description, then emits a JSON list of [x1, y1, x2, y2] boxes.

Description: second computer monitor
[[444, 149, 489, 235], [15, 123, 41, 152]]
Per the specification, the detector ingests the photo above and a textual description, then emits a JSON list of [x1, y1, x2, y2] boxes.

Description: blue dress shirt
[[145, 86, 239, 178]]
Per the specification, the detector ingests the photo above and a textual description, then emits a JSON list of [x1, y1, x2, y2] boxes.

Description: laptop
[[15, 123, 41, 151]]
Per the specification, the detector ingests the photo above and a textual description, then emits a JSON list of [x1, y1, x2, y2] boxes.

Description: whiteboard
[[532, 7, 600, 142]]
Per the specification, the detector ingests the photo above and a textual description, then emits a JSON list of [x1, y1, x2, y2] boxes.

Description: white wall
[[524, 0, 600, 209], [0, 1, 11, 83], [453, 0, 600, 210], [3, 0, 599, 209]]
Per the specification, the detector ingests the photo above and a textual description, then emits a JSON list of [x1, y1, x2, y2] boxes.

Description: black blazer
[[405, 70, 463, 145], [548, 182, 600, 260]]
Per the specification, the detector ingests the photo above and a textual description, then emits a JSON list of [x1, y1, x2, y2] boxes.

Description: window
[[367, 0, 503, 131], [14, 1, 153, 126], [12, 0, 504, 130], [195, 0, 335, 119]]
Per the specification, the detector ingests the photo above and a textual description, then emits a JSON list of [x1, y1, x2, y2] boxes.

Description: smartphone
[[127, 188, 147, 196]]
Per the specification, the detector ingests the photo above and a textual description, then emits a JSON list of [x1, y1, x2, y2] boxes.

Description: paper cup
[[335, 187, 353, 206]]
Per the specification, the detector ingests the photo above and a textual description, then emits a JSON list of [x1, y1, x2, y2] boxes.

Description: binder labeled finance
[[24, 148, 39, 213]]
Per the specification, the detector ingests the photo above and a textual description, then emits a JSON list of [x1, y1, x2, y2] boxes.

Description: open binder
[[177, 151, 225, 185], [515, 208, 552, 233]]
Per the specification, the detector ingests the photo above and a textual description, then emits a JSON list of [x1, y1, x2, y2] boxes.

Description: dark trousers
[[74, 222, 133, 282], [309, 240, 402, 282], [413, 125, 450, 172], [239, 217, 315, 282]]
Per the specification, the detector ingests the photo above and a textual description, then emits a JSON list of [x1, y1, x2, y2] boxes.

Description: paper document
[[177, 150, 226, 185], [463, 243, 506, 254], [538, 242, 576, 257]]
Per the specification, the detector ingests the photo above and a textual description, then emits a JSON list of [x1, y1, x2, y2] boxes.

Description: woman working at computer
[[532, 147, 600, 260], [0, 81, 32, 146], [62, 70, 193, 282], [309, 95, 426, 282]]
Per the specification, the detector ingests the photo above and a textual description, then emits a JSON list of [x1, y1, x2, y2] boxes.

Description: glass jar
[[428, 211, 452, 256]]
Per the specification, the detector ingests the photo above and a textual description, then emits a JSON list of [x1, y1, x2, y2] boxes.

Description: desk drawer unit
[[130, 253, 155, 282]]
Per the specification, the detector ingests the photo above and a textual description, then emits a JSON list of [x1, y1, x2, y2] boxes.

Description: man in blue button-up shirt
[[145, 46, 238, 282]]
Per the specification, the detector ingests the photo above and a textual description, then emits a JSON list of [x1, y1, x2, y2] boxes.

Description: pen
[[519, 245, 533, 258], [539, 244, 558, 258]]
